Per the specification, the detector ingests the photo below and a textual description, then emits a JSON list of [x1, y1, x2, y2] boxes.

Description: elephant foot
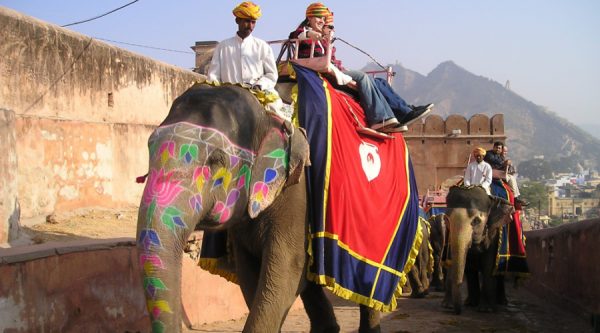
[[441, 299, 453, 309], [477, 304, 495, 313], [410, 290, 428, 298], [310, 324, 340, 333], [358, 326, 381, 333], [464, 297, 479, 307]]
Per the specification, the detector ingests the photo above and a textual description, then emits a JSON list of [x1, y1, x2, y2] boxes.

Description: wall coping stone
[[0, 237, 135, 264]]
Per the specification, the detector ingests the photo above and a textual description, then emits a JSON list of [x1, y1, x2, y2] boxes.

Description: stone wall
[[404, 114, 506, 194], [0, 237, 262, 331], [0, 109, 20, 244], [524, 219, 600, 318], [0, 7, 203, 233]]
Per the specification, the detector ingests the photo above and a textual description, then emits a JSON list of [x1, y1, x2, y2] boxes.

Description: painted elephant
[[136, 83, 387, 333], [441, 185, 514, 314], [407, 217, 432, 298], [136, 84, 343, 332], [428, 213, 447, 292]]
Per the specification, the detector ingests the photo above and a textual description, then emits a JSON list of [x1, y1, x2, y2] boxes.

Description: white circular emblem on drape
[[359, 142, 381, 181]]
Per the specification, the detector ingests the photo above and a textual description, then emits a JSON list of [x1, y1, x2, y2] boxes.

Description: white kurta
[[207, 34, 278, 91], [464, 161, 493, 194]]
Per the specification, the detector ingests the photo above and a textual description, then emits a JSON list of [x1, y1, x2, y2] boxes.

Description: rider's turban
[[325, 12, 334, 26], [233, 2, 262, 20], [473, 147, 486, 156], [306, 2, 330, 18]]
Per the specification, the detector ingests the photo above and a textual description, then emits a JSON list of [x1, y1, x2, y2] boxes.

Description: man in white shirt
[[464, 147, 493, 194], [208, 2, 276, 89], [207, 2, 290, 120]]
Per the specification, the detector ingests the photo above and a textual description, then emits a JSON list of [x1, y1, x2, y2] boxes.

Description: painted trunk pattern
[[138, 122, 261, 332]]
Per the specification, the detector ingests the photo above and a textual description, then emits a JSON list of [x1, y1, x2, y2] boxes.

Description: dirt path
[[194, 287, 592, 333], [16, 207, 139, 245]]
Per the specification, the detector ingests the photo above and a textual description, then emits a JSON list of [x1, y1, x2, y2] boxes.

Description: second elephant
[[442, 185, 514, 314]]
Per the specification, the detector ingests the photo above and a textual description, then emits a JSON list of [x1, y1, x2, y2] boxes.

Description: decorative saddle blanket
[[198, 65, 422, 312], [490, 179, 530, 277], [293, 64, 421, 312]]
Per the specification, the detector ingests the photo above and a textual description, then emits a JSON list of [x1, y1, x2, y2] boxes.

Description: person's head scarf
[[473, 147, 486, 156], [305, 2, 330, 18], [232, 2, 262, 20], [325, 12, 334, 26]]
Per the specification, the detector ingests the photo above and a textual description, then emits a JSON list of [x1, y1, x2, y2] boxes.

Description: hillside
[[363, 61, 600, 170]]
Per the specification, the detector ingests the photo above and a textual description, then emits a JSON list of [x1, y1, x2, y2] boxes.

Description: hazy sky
[[2, 0, 599, 125]]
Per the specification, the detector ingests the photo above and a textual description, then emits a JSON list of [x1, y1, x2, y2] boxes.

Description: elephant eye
[[207, 149, 229, 168], [471, 218, 482, 226]]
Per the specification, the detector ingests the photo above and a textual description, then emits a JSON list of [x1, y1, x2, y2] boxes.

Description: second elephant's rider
[[207, 2, 290, 121], [289, 2, 434, 135], [463, 147, 493, 194]]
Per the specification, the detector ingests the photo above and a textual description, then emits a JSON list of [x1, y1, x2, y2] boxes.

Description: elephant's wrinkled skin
[[407, 218, 432, 298], [441, 186, 514, 314], [428, 214, 447, 292], [136, 84, 340, 333]]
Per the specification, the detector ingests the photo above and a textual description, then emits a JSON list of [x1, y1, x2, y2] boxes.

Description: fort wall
[[524, 219, 600, 318], [404, 114, 506, 194], [0, 7, 202, 242]]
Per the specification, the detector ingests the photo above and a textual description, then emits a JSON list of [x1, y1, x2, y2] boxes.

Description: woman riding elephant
[[442, 185, 515, 314]]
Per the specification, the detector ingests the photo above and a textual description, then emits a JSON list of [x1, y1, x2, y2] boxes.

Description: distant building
[[548, 196, 600, 219]]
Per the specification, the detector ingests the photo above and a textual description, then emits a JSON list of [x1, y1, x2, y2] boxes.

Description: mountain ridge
[[363, 61, 600, 170]]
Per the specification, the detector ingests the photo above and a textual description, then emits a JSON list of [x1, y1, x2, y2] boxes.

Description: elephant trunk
[[448, 209, 473, 315], [137, 183, 199, 332]]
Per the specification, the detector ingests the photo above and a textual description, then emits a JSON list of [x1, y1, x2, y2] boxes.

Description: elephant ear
[[248, 127, 308, 218], [285, 127, 310, 186]]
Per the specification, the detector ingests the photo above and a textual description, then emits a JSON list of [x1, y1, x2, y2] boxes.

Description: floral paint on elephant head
[[249, 130, 290, 217], [138, 122, 258, 331]]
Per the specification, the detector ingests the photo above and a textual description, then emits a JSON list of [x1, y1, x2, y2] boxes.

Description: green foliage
[[518, 160, 553, 180], [519, 181, 550, 212], [548, 217, 563, 227]]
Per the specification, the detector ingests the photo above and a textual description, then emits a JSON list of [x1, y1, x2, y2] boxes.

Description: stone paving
[[189, 285, 593, 333]]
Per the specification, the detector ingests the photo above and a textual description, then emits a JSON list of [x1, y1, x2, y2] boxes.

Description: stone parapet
[[405, 114, 506, 194], [0, 237, 261, 331], [524, 219, 600, 319]]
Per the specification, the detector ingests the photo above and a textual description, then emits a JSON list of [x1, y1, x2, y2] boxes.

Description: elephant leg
[[479, 250, 498, 312], [431, 253, 445, 291], [464, 251, 480, 307], [496, 276, 507, 305], [408, 265, 425, 298], [231, 236, 261, 308], [359, 305, 381, 333], [300, 283, 339, 333], [241, 197, 308, 332]]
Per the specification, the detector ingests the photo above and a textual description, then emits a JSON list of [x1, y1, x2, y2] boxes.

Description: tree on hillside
[[518, 159, 553, 180], [520, 181, 550, 213]]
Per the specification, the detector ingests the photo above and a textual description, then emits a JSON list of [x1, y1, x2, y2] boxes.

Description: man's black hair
[[493, 141, 504, 147]]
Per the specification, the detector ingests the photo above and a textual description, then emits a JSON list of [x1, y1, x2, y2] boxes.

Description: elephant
[[428, 213, 447, 292], [136, 83, 383, 333], [407, 217, 432, 298], [441, 185, 514, 314]]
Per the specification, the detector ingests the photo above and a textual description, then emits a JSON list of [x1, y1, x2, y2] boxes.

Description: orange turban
[[473, 147, 486, 156], [306, 2, 330, 18], [232, 2, 262, 20]]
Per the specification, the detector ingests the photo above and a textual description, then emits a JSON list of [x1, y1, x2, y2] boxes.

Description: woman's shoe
[[381, 124, 408, 133], [370, 117, 399, 131]]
